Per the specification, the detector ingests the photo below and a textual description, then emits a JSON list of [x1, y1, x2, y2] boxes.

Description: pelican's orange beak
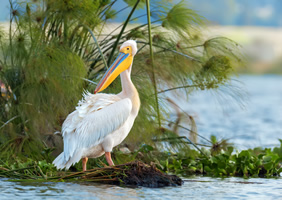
[[94, 47, 133, 94]]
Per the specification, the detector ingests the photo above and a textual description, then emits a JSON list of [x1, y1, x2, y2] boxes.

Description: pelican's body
[[53, 40, 140, 170]]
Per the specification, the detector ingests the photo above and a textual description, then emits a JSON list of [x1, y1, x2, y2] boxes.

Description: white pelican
[[53, 40, 140, 171]]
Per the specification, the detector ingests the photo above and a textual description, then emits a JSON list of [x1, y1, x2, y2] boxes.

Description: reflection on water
[[0, 179, 138, 200], [1, 75, 282, 199], [1, 177, 281, 199], [171, 75, 282, 149]]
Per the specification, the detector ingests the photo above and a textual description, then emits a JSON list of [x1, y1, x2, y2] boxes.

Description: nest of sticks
[[1, 161, 183, 188], [59, 161, 183, 188]]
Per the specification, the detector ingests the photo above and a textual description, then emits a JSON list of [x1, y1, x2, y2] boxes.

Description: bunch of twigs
[[59, 161, 183, 187], [0, 161, 183, 188]]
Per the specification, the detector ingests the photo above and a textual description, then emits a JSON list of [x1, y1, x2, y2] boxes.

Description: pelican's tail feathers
[[64, 151, 83, 170], [52, 152, 66, 170], [53, 151, 83, 170]]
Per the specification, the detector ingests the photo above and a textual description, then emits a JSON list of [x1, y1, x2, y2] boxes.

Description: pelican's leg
[[82, 157, 88, 171], [105, 152, 114, 166]]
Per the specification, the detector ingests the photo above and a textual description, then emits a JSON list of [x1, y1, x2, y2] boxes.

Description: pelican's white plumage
[[53, 40, 140, 170]]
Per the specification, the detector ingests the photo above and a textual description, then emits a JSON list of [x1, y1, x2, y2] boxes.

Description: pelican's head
[[94, 40, 137, 94]]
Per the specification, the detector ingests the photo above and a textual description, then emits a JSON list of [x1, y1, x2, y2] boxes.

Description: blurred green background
[[2, 0, 281, 73]]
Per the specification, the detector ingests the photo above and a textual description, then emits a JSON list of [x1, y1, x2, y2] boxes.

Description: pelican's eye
[[120, 46, 132, 54]]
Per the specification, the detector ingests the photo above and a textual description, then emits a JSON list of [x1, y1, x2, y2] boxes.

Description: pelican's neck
[[120, 68, 133, 94], [118, 66, 140, 116]]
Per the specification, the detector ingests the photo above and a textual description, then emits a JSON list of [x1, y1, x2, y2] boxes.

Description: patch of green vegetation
[[0, 158, 57, 179], [116, 139, 282, 178], [1, 137, 281, 181]]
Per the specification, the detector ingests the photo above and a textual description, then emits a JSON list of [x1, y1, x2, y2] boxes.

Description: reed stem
[[107, 0, 140, 66], [146, 0, 161, 129]]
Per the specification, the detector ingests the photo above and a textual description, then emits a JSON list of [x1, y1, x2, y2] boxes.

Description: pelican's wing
[[62, 92, 132, 163]]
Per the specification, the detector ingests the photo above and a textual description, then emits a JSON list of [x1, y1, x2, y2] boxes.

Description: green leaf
[[226, 146, 234, 155], [204, 166, 211, 172], [211, 135, 217, 144], [264, 162, 273, 171], [263, 156, 272, 163]]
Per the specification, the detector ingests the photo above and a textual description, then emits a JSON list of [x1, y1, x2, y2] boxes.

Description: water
[[1, 75, 282, 199], [0, 177, 281, 199], [172, 75, 282, 149]]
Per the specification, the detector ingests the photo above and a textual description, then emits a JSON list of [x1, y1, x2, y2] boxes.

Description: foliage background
[[0, 0, 244, 162]]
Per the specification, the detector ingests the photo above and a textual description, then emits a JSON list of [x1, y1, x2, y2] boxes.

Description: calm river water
[[1, 75, 282, 199], [173, 75, 282, 149]]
